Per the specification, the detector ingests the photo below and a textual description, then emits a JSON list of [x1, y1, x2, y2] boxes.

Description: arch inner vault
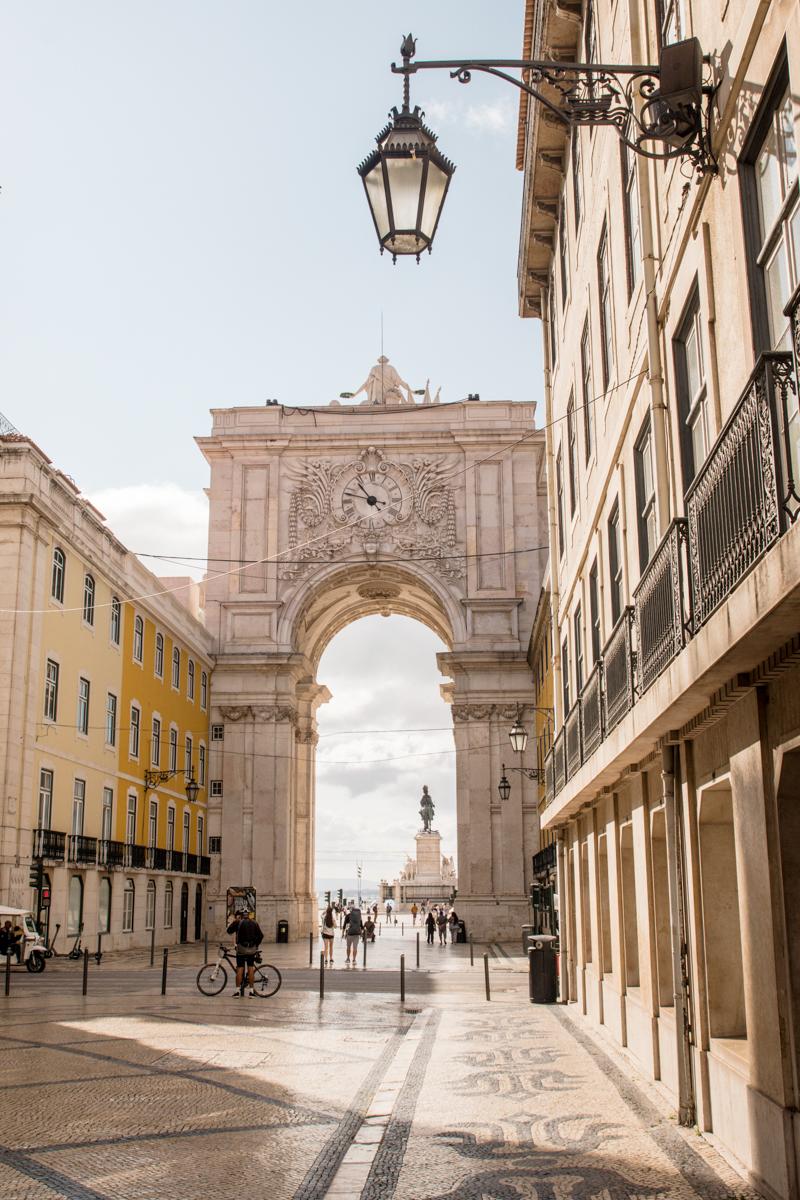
[[197, 390, 546, 941]]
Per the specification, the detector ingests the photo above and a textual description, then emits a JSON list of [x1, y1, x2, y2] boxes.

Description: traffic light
[[337, 888, 343, 904], [29, 861, 42, 891], [40, 886, 51, 909], [324, 891, 331, 904]]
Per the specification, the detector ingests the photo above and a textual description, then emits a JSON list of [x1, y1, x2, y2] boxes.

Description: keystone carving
[[357, 584, 401, 601]]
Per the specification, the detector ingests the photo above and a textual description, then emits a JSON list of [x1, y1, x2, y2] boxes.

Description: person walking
[[226, 910, 263, 997], [344, 905, 363, 965], [437, 907, 448, 945], [448, 910, 459, 944], [425, 910, 436, 945], [411, 903, 419, 926], [321, 904, 336, 966]]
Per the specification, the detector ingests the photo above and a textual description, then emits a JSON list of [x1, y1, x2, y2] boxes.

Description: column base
[[454, 895, 531, 943]]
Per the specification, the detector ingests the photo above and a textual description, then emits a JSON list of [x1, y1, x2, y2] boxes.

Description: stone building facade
[[516, 0, 800, 1194], [0, 430, 213, 951]]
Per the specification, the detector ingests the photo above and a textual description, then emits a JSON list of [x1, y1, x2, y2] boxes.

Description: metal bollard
[[416, 931, 419, 968], [5, 952, 10, 996], [379, 922, 381, 936], [95, 934, 103, 966], [362, 936, 367, 968], [401, 922, 404, 935], [161, 948, 168, 995], [484, 953, 491, 1001], [400, 954, 405, 1003], [82, 947, 89, 995], [470, 933, 474, 966], [319, 952, 325, 999], [309, 930, 313, 966], [150, 926, 155, 967]]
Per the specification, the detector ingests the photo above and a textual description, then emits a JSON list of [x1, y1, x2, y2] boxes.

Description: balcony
[[532, 842, 557, 875], [581, 662, 603, 759], [565, 700, 582, 780], [634, 519, 691, 695], [67, 835, 98, 865], [554, 728, 565, 795], [125, 844, 148, 869], [98, 840, 125, 867], [32, 829, 66, 860], [544, 749, 555, 808], [603, 608, 636, 735], [199, 855, 211, 875]]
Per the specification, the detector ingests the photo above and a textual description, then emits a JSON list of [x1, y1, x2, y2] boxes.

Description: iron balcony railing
[[98, 839, 125, 867], [603, 607, 636, 735], [185, 853, 198, 875], [532, 842, 557, 875], [32, 829, 66, 860], [634, 519, 691, 695], [152, 847, 168, 871], [581, 661, 603, 760], [554, 728, 566, 795], [67, 835, 98, 865], [199, 855, 211, 876], [124, 843, 148, 870], [565, 700, 582, 780], [544, 748, 555, 808], [168, 849, 185, 873], [686, 352, 796, 628]]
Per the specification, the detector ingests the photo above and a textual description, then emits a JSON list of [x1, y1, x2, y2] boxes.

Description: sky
[[0, 3, 543, 886]]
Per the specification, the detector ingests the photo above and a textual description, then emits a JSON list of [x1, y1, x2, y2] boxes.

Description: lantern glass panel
[[385, 156, 424, 230], [364, 164, 390, 239], [420, 162, 449, 239], [509, 722, 528, 754]]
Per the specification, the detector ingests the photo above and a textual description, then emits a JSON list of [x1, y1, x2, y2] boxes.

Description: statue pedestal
[[414, 830, 442, 881]]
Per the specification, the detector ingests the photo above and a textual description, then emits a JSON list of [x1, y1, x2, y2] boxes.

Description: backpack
[[348, 909, 363, 935], [236, 918, 260, 951]]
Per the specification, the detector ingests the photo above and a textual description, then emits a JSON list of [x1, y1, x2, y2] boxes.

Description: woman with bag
[[321, 904, 336, 966]]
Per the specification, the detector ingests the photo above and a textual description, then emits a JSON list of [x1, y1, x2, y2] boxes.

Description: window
[[98, 878, 111, 934], [572, 130, 582, 231], [589, 559, 601, 663], [673, 289, 709, 488], [167, 807, 175, 852], [172, 647, 181, 689], [562, 639, 571, 715], [183, 811, 190, 851], [130, 705, 140, 758], [567, 394, 578, 516], [102, 788, 113, 842], [169, 728, 178, 773], [106, 693, 117, 747], [201, 671, 208, 709], [635, 420, 658, 571], [187, 660, 195, 700], [556, 449, 566, 558], [38, 769, 53, 830], [621, 144, 641, 297], [581, 321, 594, 463], [164, 881, 174, 928], [199, 745, 206, 787], [745, 79, 799, 353], [77, 678, 90, 736], [44, 659, 59, 722], [151, 718, 161, 767], [210, 780, 223, 798], [68, 875, 83, 937], [209, 836, 221, 853], [559, 198, 568, 306], [123, 879, 134, 932], [83, 574, 95, 626], [597, 223, 614, 389], [185, 735, 193, 777], [148, 801, 157, 849], [197, 815, 204, 856], [574, 606, 585, 694], [608, 503, 623, 626], [51, 548, 65, 603], [211, 724, 224, 741], [658, 0, 686, 47], [110, 597, 121, 645], [133, 615, 144, 663], [126, 794, 137, 845], [155, 633, 164, 678], [72, 779, 85, 836]]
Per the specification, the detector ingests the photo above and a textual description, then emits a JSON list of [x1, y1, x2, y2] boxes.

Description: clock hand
[[356, 479, 373, 499]]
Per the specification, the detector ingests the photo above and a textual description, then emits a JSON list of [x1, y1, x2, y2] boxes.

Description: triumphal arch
[[197, 361, 547, 941]]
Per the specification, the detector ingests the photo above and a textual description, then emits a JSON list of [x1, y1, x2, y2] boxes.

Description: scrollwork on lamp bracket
[[391, 38, 718, 177]]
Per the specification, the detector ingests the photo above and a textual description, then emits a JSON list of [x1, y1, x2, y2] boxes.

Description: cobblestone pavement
[[1, 927, 754, 1200]]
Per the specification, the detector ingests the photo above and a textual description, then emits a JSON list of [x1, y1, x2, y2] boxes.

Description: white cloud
[[88, 483, 209, 582], [421, 95, 516, 135]]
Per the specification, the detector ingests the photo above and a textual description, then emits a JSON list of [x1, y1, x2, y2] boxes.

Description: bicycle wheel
[[196, 962, 227, 995], [252, 963, 282, 997]]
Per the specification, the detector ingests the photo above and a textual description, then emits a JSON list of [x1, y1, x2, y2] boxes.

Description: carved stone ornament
[[357, 584, 401, 601], [295, 728, 319, 745], [220, 706, 249, 722], [280, 446, 464, 584], [251, 705, 298, 725], [452, 704, 496, 721]]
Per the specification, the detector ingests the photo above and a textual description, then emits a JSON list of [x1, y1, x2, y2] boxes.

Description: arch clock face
[[335, 466, 410, 529]]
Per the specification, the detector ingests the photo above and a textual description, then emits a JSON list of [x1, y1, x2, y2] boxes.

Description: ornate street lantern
[[509, 705, 528, 755], [498, 768, 511, 802], [358, 35, 455, 263], [184, 773, 200, 804]]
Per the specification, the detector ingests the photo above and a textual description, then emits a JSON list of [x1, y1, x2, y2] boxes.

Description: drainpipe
[[663, 744, 695, 1125], [541, 296, 563, 726]]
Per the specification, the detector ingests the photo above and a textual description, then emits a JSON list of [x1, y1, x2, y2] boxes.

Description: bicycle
[[196, 944, 282, 997]]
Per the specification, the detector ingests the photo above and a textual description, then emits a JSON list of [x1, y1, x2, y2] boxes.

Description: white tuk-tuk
[[0, 906, 47, 972]]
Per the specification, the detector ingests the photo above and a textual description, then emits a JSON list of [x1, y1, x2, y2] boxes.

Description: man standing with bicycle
[[227, 910, 263, 997]]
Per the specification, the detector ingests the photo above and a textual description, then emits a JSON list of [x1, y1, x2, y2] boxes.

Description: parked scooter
[[67, 923, 84, 960]]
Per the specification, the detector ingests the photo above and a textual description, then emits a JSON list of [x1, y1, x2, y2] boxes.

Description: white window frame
[[110, 597, 121, 646], [82, 574, 95, 627], [51, 548, 65, 604], [130, 705, 141, 759], [187, 660, 195, 700], [172, 647, 181, 690], [44, 659, 59, 723], [77, 677, 90, 737], [155, 632, 164, 678], [122, 879, 135, 932], [106, 693, 117, 747], [133, 615, 144, 664]]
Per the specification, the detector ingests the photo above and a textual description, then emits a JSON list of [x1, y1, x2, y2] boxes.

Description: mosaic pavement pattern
[[0, 945, 755, 1200]]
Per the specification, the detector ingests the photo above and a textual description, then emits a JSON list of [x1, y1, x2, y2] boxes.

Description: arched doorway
[[199, 395, 546, 941], [180, 882, 189, 943]]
